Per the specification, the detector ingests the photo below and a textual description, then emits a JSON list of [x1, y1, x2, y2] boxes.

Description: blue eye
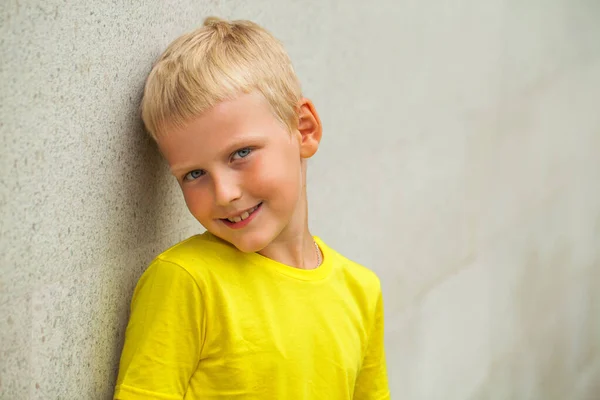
[[232, 148, 252, 160], [184, 169, 205, 181]]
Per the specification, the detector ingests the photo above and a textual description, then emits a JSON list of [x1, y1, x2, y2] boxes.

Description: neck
[[258, 228, 319, 270], [257, 168, 320, 269]]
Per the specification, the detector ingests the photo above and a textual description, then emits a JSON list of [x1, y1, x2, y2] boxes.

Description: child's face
[[157, 92, 321, 253]]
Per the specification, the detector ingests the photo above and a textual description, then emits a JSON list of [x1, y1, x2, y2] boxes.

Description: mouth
[[220, 202, 262, 229]]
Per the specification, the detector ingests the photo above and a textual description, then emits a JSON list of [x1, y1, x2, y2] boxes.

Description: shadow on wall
[[85, 81, 178, 397]]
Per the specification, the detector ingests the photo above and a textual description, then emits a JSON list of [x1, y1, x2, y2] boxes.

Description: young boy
[[114, 17, 389, 400]]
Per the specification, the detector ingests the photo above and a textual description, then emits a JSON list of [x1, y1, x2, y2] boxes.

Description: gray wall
[[1, 1, 599, 399]]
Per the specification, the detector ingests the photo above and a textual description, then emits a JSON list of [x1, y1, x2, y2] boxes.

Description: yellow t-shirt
[[114, 232, 389, 400]]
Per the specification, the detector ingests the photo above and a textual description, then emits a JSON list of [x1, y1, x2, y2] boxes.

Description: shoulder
[[138, 232, 237, 290], [318, 238, 382, 296], [157, 231, 233, 264]]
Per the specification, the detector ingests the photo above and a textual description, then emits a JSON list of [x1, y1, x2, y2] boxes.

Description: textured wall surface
[[1, 1, 599, 399]]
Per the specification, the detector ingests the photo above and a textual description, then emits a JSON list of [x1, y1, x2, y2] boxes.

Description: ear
[[296, 98, 322, 158]]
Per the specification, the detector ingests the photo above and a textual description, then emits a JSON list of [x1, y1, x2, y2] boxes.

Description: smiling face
[[157, 92, 321, 253]]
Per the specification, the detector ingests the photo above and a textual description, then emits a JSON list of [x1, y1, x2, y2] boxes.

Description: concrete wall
[[1, 1, 599, 399]]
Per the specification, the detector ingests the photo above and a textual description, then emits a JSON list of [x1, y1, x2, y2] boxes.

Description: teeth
[[227, 204, 259, 223]]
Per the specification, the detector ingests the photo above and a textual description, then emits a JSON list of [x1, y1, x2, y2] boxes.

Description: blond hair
[[141, 17, 302, 140]]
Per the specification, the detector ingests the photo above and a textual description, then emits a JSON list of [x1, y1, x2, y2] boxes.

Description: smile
[[220, 202, 262, 229], [224, 203, 261, 222]]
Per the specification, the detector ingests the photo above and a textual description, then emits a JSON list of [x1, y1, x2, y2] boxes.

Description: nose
[[212, 172, 242, 207]]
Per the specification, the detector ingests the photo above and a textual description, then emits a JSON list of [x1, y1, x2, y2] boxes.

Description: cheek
[[249, 151, 302, 201], [182, 186, 212, 218]]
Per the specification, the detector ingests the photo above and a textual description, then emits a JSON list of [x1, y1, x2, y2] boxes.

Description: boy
[[114, 17, 389, 400]]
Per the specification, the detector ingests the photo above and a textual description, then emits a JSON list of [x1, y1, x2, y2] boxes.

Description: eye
[[231, 147, 252, 160], [183, 169, 205, 181]]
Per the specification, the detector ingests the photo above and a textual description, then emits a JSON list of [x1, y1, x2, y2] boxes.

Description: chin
[[230, 237, 269, 253], [231, 244, 261, 253], [234, 229, 281, 253], [207, 229, 267, 254]]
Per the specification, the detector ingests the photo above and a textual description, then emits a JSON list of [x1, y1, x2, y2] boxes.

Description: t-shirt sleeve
[[353, 289, 390, 400], [114, 258, 205, 400]]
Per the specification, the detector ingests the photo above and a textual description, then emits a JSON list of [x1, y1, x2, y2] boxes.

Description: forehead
[[157, 93, 288, 167]]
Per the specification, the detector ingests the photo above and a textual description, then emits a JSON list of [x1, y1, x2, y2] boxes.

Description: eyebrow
[[170, 164, 197, 177], [170, 135, 266, 176]]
